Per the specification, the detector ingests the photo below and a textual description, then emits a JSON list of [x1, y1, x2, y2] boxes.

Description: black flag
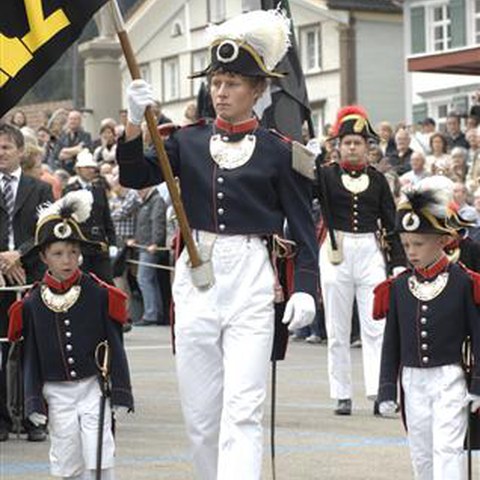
[[260, 0, 313, 142], [0, 0, 109, 118]]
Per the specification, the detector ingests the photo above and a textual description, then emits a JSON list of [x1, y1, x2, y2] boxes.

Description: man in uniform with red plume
[[317, 105, 406, 416]]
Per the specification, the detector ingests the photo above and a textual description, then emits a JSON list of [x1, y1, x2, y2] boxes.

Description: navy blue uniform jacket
[[117, 123, 318, 297], [21, 274, 133, 417], [377, 263, 480, 404]]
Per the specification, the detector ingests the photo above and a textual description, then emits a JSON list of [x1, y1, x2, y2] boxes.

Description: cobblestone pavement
[[1, 326, 478, 479]]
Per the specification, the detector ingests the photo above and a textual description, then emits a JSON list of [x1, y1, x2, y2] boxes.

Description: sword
[[316, 157, 338, 251], [95, 340, 111, 480], [467, 400, 473, 480]]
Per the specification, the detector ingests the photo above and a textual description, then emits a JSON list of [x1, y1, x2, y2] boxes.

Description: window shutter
[[452, 95, 469, 115], [450, 0, 466, 48], [410, 6, 426, 54], [413, 102, 428, 124]]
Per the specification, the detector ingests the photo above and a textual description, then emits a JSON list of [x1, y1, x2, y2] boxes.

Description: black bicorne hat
[[29, 190, 103, 254], [330, 105, 379, 141], [396, 176, 467, 235], [190, 9, 291, 79]]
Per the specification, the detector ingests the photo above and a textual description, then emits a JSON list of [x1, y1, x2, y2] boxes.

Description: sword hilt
[[95, 340, 111, 382]]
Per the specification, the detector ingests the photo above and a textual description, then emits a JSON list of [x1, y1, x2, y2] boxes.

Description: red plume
[[332, 105, 368, 136]]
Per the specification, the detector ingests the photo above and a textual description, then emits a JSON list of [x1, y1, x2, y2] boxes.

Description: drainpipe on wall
[[339, 12, 356, 106]]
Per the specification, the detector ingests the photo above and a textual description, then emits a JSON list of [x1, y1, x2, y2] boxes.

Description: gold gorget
[[210, 134, 256, 169], [408, 273, 448, 301], [341, 173, 370, 194], [40, 285, 81, 313]]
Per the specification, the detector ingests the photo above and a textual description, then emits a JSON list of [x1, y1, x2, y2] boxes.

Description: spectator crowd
[[2, 92, 480, 442]]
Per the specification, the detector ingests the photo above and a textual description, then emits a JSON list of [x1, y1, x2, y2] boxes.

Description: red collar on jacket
[[43, 269, 81, 293], [339, 161, 367, 172], [415, 255, 449, 279], [214, 117, 259, 135]]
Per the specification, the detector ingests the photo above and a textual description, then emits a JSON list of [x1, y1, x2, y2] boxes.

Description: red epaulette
[[372, 278, 393, 320], [459, 263, 480, 305], [7, 284, 37, 341], [372, 270, 410, 319], [157, 123, 180, 137], [269, 129, 292, 144], [89, 273, 128, 324], [8, 299, 24, 342]]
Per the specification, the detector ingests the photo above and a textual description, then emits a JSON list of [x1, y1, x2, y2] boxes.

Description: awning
[[408, 47, 480, 76]]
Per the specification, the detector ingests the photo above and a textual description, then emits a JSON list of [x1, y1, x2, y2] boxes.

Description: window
[[162, 57, 180, 102], [300, 25, 322, 72], [139, 64, 151, 84], [191, 50, 209, 96], [242, 0, 260, 12], [475, 0, 480, 43], [310, 107, 325, 138], [430, 4, 451, 51], [208, 0, 226, 23]]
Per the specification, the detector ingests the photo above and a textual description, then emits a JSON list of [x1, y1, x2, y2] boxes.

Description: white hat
[[75, 148, 98, 169]]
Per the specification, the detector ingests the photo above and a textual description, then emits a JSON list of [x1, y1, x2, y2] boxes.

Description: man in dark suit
[[63, 149, 116, 283], [0, 124, 53, 442]]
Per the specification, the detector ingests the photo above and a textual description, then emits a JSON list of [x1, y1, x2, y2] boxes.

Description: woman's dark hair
[[429, 132, 448, 154]]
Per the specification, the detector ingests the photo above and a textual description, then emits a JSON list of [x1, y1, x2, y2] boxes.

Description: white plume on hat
[[401, 175, 454, 219], [206, 9, 291, 71], [37, 190, 93, 225]]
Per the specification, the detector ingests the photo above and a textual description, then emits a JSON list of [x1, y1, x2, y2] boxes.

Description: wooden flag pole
[[108, 0, 201, 270]]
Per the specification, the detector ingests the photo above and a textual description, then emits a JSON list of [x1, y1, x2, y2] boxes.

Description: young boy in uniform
[[8, 190, 133, 480], [374, 176, 480, 479]]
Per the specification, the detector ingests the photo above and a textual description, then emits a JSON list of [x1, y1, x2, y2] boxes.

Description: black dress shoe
[[334, 399, 352, 416], [27, 426, 47, 442], [0, 428, 8, 442]]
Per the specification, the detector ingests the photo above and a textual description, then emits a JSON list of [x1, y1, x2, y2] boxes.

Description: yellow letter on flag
[[22, 0, 71, 53]]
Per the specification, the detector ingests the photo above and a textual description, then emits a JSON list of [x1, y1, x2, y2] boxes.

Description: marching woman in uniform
[[317, 106, 406, 416], [116, 9, 318, 480], [8, 190, 133, 480], [375, 176, 480, 480]]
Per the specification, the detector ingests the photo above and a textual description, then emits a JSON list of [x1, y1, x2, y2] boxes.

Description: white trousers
[[320, 232, 386, 399], [402, 365, 468, 480], [43, 376, 115, 478], [173, 235, 275, 480]]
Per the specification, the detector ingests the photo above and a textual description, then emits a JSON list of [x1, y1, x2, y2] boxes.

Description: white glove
[[29, 412, 47, 427], [392, 266, 407, 277], [109, 245, 118, 258], [112, 405, 130, 420], [379, 401, 398, 418], [127, 79, 155, 125], [466, 394, 480, 413], [282, 292, 316, 332]]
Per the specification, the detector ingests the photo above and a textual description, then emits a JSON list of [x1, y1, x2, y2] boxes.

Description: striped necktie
[[2, 174, 15, 237]]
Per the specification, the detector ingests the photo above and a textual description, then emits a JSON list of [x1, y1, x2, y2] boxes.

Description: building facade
[[119, 0, 404, 135], [403, 0, 480, 125]]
